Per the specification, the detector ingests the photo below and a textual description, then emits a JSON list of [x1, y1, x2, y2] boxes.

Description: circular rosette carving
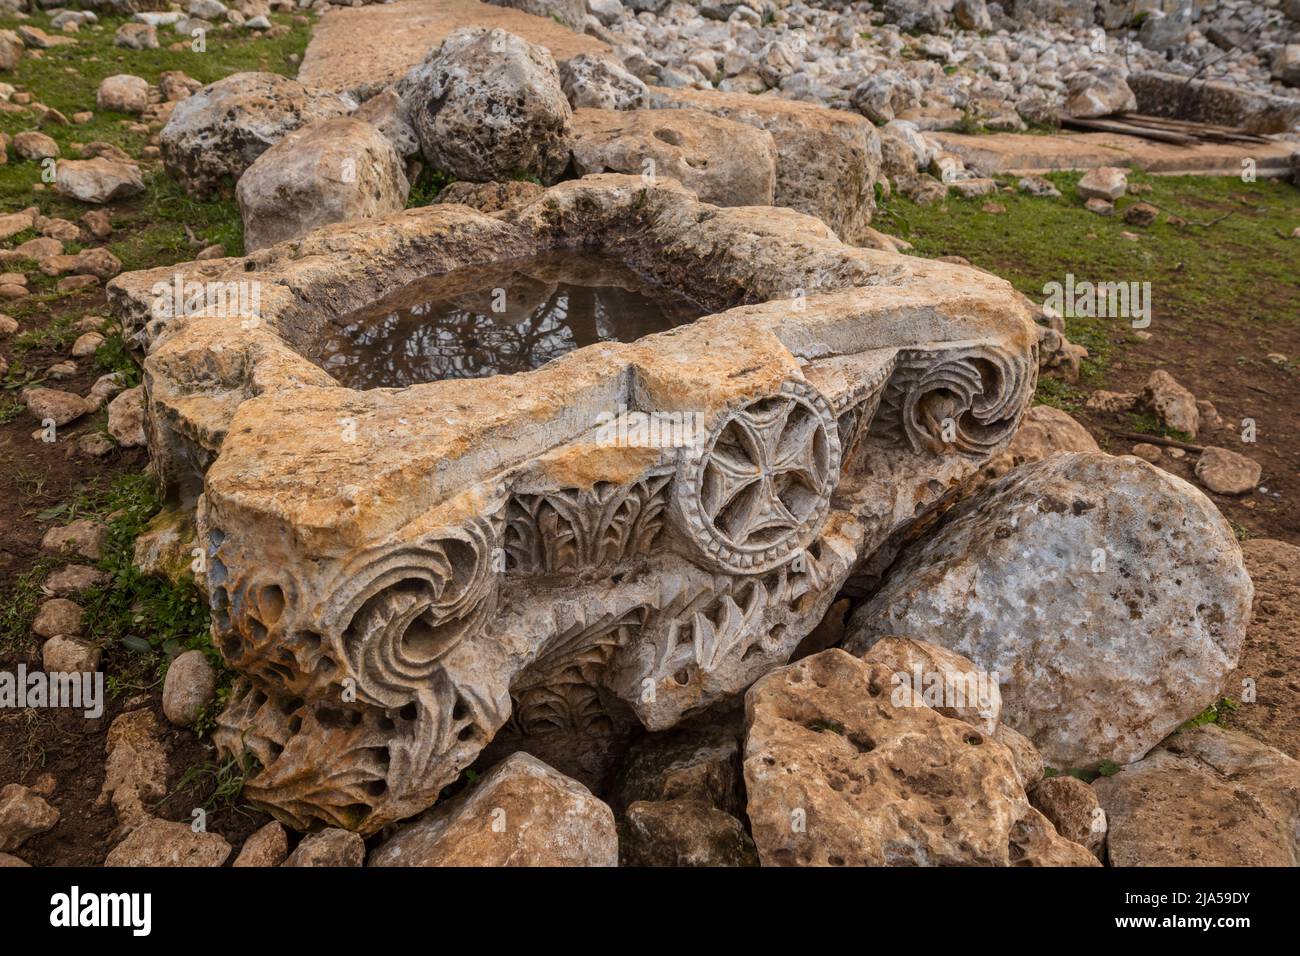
[[333, 522, 499, 708], [674, 379, 840, 574], [876, 345, 1033, 456]]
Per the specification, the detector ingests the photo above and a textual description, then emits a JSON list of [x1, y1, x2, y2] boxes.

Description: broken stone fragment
[[100, 709, 169, 830], [32, 597, 83, 639], [370, 753, 618, 867], [1063, 66, 1136, 118], [1195, 446, 1261, 495], [104, 818, 231, 867], [1030, 775, 1106, 860], [236, 116, 409, 252], [96, 74, 149, 115], [1095, 725, 1300, 866], [42, 563, 107, 596], [161, 649, 217, 727], [612, 715, 744, 816], [570, 107, 776, 208], [620, 799, 757, 867], [0, 784, 60, 852], [560, 51, 647, 110], [1077, 165, 1128, 202], [846, 452, 1253, 769], [232, 820, 289, 867], [41, 635, 101, 674], [282, 828, 365, 867], [41, 517, 108, 560], [980, 404, 1099, 480], [396, 27, 573, 185], [743, 650, 1097, 866], [1141, 368, 1199, 436], [106, 385, 147, 447], [55, 158, 145, 204]]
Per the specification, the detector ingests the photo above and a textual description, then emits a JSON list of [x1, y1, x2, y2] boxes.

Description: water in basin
[[313, 251, 707, 389]]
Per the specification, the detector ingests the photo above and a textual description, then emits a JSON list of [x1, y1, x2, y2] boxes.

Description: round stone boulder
[[845, 452, 1253, 770], [396, 27, 573, 185], [160, 72, 354, 199], [162, 649, 217, 727], [236, 116, 410, 252]]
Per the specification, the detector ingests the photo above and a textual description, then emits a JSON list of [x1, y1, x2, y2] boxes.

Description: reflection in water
[[311, 251, 706, 389]]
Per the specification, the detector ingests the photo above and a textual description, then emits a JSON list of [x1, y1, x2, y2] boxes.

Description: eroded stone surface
[[370, 753, 618, 866], [743, 650, 1097, 866], [621, 799, 757, 866], [1095, 725, 1300, 867], [571, 107, 776, 207], [846, 453, 1253, 769], [104, 818, 231, 867], [108, 174, 1039, 834]]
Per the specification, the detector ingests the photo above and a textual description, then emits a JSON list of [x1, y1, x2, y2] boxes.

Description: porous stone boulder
[[370, 753, 618, 867], [282, 828, 365, 867], [743, 650, 1098, 867], [236, 116, 410, 252], [396, 27, 573, 185], [55, 158, 145, 204], [981, 404, 1099, 479], [649, 85, 881, 244], [96, 74, 149, 115], [858, 635, 1002, 732], [431, 179, 544, 214], [571, 107, 776, 208], [0, 784, 59, 852], [104, 818, 231, 867], [846, 453, 1253, 769], [160, 72, 354, 199], [620, 799, 758, 866], [1095, 725, 1300, 866], [1195, 446, 1260, 496], [560, 51, 647, 110], [1030, 775, 1106, 860]]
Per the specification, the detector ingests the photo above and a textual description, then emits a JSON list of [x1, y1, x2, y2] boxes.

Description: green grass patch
[[876, 170, 1300, 385]]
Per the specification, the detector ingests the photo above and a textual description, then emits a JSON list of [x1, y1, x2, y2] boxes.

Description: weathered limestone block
[[743, 650, 1098, 866], [571, 107, 777, 208], [647, 86, 882, 245], [846, 452, 1253, 769], [160, 72, 354, 199], [236, 117, 410, 252], [108, 174, 1039, 833], [560, 52, 648, 111], [395, 27, 573, 185], [1095, 725, 1300, 866], [370, 753, 618, 866]]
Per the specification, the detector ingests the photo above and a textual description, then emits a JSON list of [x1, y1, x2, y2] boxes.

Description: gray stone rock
[[621, 799, 758, 866], [560, 51, 647, 111], [1195, 446, 1261, 496], [846, 453, 1253, 769], [55, 158, 145, 204], [1064, 67, 1136, 118], [396, 27, 573, 186]]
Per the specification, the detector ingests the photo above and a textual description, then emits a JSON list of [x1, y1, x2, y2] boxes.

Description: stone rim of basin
[[107, 173, 1040, 834]]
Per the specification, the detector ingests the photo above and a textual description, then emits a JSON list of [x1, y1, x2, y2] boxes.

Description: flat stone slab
[[298, 0, 608, 100], [931, 131, 1295, 178]]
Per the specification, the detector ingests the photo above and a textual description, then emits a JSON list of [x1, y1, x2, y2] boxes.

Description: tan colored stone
[[981, 404, 1099, 479], [859, 635, 1001, 732], [100, 709, 169, 829], [621, 799, 757, 867], [33, 597, 82, 639], [1141, 369, 1199, 437], [41, 518, 108, 560], [1095, 725, 1300, 866], [161, 649, 216, 727], [571, 107, 776, 208], [104, 818, 231, 867], [1196, 446, 1261, 495], [370, 753, 618, 866], [1031, 775, 1106, 860], [743, 650, 1098, 866], [0, 784, 59, 852], [41, 635, 101, 674], [283, 828, 365, 866], [232, 820, 289, 866]]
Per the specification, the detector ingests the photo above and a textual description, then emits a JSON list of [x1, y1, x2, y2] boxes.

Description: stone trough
[[108, 174, 1039, 833]]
